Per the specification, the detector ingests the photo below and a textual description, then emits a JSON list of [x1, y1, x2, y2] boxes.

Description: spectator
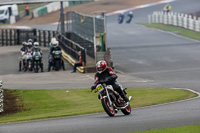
[[25, 4, 30, 16], [71, 51, 85, 73]]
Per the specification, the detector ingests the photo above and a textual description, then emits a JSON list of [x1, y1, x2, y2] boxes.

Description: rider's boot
[[121, 93, 129, 103], [48, 65, 51, 72], [62, 60, 65, 70], [40, 63, 44, 72], [19, 61, 21, 71]]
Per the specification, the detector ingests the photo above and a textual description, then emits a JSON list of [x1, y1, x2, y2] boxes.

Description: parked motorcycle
[[24, 51, 32, 72], [51, 50, 65, 71], [32, 51, 43, 73], [92, 80, 132, 117]]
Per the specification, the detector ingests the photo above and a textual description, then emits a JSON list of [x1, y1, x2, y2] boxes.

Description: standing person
[[71, 51, 85, 73], [91, 60, 129, 102], [25, 4, 30, 16]]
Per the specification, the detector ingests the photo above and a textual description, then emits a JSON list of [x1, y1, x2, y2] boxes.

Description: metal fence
[[58, 34, 86, 64], [65, 11, 105, 43]]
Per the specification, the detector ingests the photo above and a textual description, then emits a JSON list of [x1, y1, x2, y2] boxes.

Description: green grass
[[133, 124, 200, 133], [0, 88, 197, 123], [143, 23, 200, 41], [0, 22, 9, 26]]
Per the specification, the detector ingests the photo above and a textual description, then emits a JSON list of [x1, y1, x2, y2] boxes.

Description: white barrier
[[148, 11, 200, 32], [32, 2, 69, 18], [0, 80, 3, 113]]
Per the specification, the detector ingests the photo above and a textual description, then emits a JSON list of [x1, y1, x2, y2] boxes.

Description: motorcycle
[[32, 51, 42, 73], [51, 50, 65, 71], [118, 13, 124, 24], [92, 80, 132, 117], [24, 51, 32, 72]]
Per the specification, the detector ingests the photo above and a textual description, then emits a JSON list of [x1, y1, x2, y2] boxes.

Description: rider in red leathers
[[91, 60, 129, 102]]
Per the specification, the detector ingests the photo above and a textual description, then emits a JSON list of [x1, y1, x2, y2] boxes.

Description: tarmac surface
[[0, 46, 148, 90]]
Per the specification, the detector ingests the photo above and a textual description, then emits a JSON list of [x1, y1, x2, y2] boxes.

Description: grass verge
[[0, 88, 197, 123], [133, 124, 200, 133], [142, 23, 200, 41]]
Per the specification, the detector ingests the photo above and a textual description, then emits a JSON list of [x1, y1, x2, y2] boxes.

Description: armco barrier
[[37, 6, 48, 17], [0, 27, 56, 47], [32, 2, 69, 18], [148, 11, 200, 32]]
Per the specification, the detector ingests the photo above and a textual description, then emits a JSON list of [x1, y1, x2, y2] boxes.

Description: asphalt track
[[1, 0, 200, 133]]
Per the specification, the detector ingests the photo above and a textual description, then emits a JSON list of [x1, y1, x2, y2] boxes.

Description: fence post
[[0, 80, 3, 113], [148, 15, 151, 23], [1, 29, 4, 46], [183, 14, 187, 29], [189, 15, 193, 30]]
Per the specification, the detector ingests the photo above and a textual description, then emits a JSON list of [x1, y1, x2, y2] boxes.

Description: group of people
[[19, 39, 43, 72], [19, 37, 66, 72], [19, 37, 86, 73]]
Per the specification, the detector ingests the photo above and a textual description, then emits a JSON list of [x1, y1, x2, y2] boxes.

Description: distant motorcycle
[[118, 13, 125, 24], [92, 80, 132, 117]]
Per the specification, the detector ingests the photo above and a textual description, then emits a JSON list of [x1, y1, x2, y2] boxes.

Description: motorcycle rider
[[126, 11, 133, 23], [28, 39, 33, 45], [91, 60, 129, 102], [31, 42, 44, 72], [19, 41, 28, 71], [118, 12, 125, 24], [48, 40, 65, 71], [49, 37, 57, 51], [163, 3, 172, 13], [24, 41, 33, 71]]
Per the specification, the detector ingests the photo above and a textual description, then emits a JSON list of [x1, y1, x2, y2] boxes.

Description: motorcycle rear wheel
[[101, 98, 115, 117]]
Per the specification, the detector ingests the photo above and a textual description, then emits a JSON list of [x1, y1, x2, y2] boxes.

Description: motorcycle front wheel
[[121, 104, 131, 115], [34, 61, 39, 73], [101, 98, 115, 117], [55, 60, 60, 71]]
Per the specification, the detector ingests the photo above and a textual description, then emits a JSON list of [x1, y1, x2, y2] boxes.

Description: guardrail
[[0, 81, 3, 113], [148, 11, 200, 32], [59, 34, 86, 65]]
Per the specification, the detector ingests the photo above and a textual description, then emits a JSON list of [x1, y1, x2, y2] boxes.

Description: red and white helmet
[[96, 60, 107, 74]]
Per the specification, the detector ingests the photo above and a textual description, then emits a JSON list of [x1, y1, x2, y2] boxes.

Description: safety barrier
[[0, 28, 56, 47], [0, 81, 3, 113], [59, 34, 86, 65], [148, 11, 200, 32], [32, 1, 95, 18]]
